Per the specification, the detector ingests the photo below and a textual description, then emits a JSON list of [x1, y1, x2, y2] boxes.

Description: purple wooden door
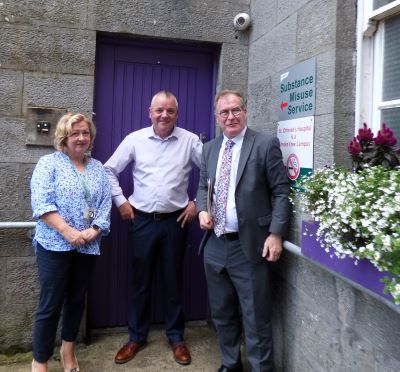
[[88, 35, 217, 329]]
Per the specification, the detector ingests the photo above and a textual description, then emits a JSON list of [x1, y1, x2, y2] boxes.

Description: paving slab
[[0, 324, 227, 371]]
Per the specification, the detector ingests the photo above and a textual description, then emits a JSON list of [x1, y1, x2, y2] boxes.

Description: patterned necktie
[[214, 139, 235, 237]]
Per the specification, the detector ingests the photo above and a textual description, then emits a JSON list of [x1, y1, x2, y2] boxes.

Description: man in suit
[[196, 90, 290, 372]]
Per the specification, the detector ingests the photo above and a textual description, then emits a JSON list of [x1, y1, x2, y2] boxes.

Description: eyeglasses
[[217, 107, 243, 118]]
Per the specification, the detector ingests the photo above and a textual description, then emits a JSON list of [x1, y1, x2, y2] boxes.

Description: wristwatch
[[91, 224, 101, 232]]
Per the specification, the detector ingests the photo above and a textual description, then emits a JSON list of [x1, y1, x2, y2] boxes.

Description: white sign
[[278, 116, 314, 181], [279, 58, 316, 121]]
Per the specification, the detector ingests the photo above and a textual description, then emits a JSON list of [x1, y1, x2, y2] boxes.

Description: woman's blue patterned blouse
[[31, 151, 112, 255]]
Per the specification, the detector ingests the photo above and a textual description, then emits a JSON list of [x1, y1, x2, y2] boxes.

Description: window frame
[[356, 0, 400, 135]]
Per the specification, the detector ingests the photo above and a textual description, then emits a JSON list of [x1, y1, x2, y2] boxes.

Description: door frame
[[87, 33, 220, 330]]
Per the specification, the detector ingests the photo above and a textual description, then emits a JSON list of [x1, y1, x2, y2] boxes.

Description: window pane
[[381, 107, 400, 139], [382, 15, 400, 101], [374, 0, 395, 10]]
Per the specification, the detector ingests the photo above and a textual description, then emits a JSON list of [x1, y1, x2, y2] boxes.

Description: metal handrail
[[0, 222, 398, 313], [0, 222, 36, 228]]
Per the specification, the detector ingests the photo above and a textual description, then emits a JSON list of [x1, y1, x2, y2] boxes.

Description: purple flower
[[349, 122, 399, 170], [374, 123, 397, 146], [356, 122, 374, 142], [348, 137, 361, 155]]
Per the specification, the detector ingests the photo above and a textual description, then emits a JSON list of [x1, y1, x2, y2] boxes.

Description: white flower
[[294, 165, 400, 303]]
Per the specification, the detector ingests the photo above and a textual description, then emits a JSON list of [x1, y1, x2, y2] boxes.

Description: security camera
[[233, 13, 251, 31]]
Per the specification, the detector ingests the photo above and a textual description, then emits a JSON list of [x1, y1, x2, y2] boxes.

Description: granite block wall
[[2, 1, 398, 370], [248, 0, 400, 370], [272, 254, 400, 372]]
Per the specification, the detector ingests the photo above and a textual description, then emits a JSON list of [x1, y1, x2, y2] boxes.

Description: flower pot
[[302, 221, 393, 301]]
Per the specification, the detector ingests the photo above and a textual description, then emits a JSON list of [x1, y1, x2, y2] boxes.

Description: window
[[356, 0, 400, 138], [374, 0, 395, 9]]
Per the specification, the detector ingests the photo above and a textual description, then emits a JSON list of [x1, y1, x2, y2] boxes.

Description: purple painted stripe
[[302, 221, 393, 301]]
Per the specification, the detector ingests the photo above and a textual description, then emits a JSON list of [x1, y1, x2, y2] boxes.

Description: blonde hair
[[54, 113, 96, 152], [214, 90, 246, 111]]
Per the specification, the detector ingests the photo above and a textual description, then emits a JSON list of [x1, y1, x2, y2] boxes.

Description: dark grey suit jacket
[[196, 128, 291, 262]]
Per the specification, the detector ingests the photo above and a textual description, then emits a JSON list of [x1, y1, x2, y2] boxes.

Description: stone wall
[[248, 0, 400, 371], [2, 1, 399, 369], [272, 253, 400, 372], [0, 0, 250, 352]]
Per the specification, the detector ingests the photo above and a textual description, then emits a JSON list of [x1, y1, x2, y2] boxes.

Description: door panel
[[88, 35, 217, 328]]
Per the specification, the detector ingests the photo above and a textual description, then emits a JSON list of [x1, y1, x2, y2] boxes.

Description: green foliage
[[294, 123, 400, 303], [292, 164, 400, 304]]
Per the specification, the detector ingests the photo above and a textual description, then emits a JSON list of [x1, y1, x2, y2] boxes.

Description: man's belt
[[134, 209, 184, 221], [218, 232, 239, 241]]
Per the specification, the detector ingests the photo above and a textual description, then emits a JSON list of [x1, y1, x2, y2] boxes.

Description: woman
[[30, 113, 111, 372]]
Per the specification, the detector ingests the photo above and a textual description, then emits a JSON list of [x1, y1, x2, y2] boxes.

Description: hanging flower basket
[[291, 123, 400, 304], [302, 220, 394, 301]]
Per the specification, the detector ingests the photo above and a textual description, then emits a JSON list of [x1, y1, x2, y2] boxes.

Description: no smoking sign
[[286, 153, 300, 180]]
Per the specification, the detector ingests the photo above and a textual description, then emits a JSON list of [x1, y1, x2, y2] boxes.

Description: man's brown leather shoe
[[171, 342, 191, 365], [114, 341, 146, 364]]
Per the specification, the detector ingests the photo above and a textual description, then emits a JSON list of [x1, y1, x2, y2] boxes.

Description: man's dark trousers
[[128, 214, 188, 343], [204, 233, 273, 372]]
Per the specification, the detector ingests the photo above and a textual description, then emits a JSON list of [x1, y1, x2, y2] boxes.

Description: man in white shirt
[[104, 91, 202, 366]]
